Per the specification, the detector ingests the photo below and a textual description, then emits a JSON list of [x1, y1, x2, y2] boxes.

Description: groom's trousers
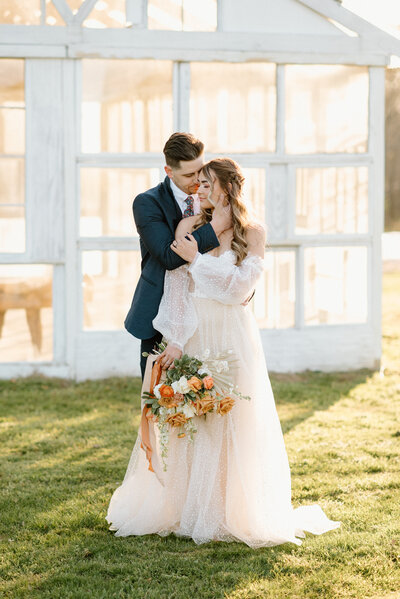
[[140, 331, 163, 380]]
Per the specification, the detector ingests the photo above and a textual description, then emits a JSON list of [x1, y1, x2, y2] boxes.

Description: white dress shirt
[[170, 179, 200, 216]]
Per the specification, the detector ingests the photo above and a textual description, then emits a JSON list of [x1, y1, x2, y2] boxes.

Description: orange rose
[[157, 385, 178, 407], [159, 384, 174, 398], [159, 392, 184, 408], [173, 392, 185, 403], [187, 376, 203, 392], [194, 394, 215, 416], [165, 412, 188, 427], [203, 376, 214, 390], [158, 395, 179, 408], [217, 397, 235, 415]]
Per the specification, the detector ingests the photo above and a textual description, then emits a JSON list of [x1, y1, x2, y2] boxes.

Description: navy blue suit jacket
[[124, 176, 220, 340]]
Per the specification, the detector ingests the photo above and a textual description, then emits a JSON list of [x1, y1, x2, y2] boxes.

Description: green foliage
[[0, 275, 399, 599], [143, 392, 160, 416], [164, 353, 203, 385]]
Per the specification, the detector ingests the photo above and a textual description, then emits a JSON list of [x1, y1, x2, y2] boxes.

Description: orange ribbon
[[140, 357, 162, 473]]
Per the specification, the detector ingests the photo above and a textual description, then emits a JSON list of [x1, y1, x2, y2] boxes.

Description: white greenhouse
[[0, 0, 399, 380]]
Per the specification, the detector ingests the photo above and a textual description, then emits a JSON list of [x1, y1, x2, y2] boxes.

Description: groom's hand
[[210, 194, 232, 236], [157, 344, 182, 370]]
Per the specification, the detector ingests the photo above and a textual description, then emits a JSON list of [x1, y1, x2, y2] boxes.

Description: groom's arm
[[134, 194, 220, 271]]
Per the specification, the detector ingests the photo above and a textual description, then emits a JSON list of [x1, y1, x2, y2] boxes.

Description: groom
[[124, 132, 231, 379]]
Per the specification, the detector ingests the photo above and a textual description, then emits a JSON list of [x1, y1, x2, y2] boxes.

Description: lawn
[[1, 274, 400, 599]]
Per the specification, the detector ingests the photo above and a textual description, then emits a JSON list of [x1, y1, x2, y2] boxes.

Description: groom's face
[[165, 155, 204, 196]]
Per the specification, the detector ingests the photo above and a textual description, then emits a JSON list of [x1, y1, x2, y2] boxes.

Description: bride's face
[[197, 169, 226, 210]]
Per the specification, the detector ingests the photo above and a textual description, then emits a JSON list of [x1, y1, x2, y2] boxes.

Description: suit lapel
[[158, 176, 182, 235]]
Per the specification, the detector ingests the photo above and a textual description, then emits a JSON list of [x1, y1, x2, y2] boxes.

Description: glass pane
[[80, 168, 159, 236], [82, 251, 141, 330], [0, 206, 25, 252], [0, 159, 24, 205], [0, 109, 25, 153], [148, 0, 217, 31], [53, 0, 126, 27], [304, 246, 367, 325], [0, 1, 40, 25], [82, 59, 173, 153], [296, 167, 368, 234], [84, 0, 125, 28], [45, 0, 64, 26], [0, 59, 24, 106], [190, 62, 276, 152], [0, 264, 53, 362], [285, 65, 368, 154], [182, 0, 217, 31], [251, 250, 295, 329], [242, 168, 265, 223], [65, 0, 85, 14], [148, 0, 181, 30]]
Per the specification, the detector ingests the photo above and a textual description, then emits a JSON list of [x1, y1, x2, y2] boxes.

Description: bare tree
[[385, 68, 400, 231]]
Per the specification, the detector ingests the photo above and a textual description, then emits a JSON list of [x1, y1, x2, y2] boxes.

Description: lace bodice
[[152, 250, 264, 350]]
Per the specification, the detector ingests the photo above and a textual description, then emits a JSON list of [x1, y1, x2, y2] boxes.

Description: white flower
[[153, 383, 162, 399], [172, 376, 191, 394], [214, 359, 229, 374], [181, 403, 196, 418], [203, 349, 210, 359], [198, 367, 210, 376]]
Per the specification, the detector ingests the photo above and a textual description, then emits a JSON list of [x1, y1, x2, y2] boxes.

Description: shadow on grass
[[3, 522, 296, 599], [0, 370, 372, 531], [0, 371, 367, 598]]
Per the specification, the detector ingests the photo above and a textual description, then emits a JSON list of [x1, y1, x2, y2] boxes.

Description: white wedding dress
[[106, 249, 340, 548]]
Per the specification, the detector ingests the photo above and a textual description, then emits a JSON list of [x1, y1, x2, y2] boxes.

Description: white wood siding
[[0, 0, 393, 378], [25, 59, 65, 263]]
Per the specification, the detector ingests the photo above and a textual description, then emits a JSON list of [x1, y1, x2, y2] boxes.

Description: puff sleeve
[[188, 251, 264, 305], [152, 264, 198, 351]]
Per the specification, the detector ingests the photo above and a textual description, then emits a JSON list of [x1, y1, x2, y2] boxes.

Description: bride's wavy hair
[[194, 158, 249, 265]]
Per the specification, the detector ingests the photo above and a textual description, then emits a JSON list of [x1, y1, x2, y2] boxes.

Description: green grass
[[1, 275, 400, 599]]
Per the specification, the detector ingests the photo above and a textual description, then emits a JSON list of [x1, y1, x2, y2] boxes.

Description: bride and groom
[[105, 133, 340, 548]]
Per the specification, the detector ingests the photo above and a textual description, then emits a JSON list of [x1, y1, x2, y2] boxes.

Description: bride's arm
[[152, 217, 204, 368], [174, 215, 200, 240], [188, 224, 266, 305], [152, 264, 198, 355]]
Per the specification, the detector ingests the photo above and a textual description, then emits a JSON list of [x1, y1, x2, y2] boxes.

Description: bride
[[105, 158, 340, 548]]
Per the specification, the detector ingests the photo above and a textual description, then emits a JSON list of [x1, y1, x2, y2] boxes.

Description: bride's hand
[[156, 344, 182, 370], [171, 233, 198, 262]]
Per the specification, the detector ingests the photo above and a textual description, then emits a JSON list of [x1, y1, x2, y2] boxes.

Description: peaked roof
[[298, 0, 400, 56]]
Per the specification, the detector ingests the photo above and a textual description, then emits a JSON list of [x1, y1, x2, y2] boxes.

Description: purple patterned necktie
[[183, 196, 194, 217]]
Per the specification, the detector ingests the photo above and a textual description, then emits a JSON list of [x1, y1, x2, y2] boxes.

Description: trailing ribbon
[[140, 355, 162, 473]]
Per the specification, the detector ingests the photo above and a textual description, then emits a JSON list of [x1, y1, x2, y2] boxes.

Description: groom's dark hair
[[163, 132, 204, 169]]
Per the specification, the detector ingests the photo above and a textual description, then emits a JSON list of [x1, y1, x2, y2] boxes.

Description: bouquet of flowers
[[141, 343, 250, 471]]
